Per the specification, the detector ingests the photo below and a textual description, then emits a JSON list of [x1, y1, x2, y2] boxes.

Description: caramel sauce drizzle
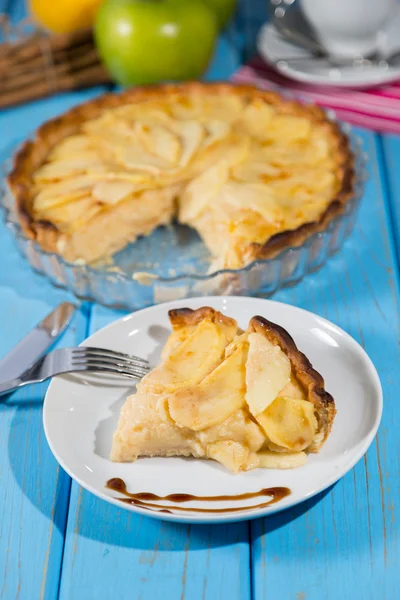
[[106, 478, 291, 515]]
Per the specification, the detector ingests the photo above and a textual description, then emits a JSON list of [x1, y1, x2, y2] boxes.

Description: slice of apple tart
[[111, 307, 335, 473]]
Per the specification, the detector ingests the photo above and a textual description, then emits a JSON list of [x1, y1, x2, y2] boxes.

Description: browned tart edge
[[247, 110, 355, 262], [168, 306, 237, 331], [7, 81, 355, 263], [249, 315, 336, 452]]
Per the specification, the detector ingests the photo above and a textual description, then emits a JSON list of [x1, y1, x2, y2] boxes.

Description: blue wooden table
[[1, 1, 399, 598]]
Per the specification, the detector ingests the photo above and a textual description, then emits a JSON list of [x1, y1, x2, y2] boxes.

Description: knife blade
[[0, 302, 76, 380]]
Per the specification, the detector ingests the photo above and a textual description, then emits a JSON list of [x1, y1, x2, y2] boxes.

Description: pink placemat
[[232, 56, 400, 135]]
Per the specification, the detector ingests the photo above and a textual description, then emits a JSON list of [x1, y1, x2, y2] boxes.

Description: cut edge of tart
[[111, 306, 335, 473], [7, 82, 355, 269]]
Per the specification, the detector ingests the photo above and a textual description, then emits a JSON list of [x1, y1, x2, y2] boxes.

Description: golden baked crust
[[8, 82, 354, 266]]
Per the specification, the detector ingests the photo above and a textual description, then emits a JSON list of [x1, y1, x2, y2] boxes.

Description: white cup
[[300, 0, 397, 58]]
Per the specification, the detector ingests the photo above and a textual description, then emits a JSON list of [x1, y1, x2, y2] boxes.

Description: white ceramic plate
[[257, 22, 400, 88], [43, 297, 382, 524]]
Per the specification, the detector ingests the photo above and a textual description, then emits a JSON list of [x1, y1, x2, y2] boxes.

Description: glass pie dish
[[1, 124, 366, 310]]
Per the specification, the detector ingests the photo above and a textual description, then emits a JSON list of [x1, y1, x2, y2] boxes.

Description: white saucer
[[43, 296, 382, 524], [257, 21, 400, 88]]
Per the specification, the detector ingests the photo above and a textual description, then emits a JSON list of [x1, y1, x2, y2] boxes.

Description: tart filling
[[8, 83, 354, 268], [111, 307, 335, 473]]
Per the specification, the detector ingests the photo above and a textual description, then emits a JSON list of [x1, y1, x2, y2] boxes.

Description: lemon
[[30, 0, 102, 34]]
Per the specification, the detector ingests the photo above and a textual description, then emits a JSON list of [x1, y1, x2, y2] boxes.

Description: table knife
[[0, 302, 76, 380]]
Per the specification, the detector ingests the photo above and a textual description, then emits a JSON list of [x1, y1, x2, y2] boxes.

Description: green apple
[[94, 0, 218, 86], [201, 0, 237, 29]]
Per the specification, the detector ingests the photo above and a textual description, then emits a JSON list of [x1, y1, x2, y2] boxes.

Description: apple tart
[[8, 83, 354, 269], [111, 307, 335, 473]]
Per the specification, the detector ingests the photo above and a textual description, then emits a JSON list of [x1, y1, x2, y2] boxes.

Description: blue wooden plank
[[0, 0, 9, 19], [7, 0, 27, 24], [205, 32, 242, 81], [380, 135, 400, 266], [205, 0, 268, 75], [237, 0, 268, 61], [250, 129, 400, 600], [0, 2, 86, 597], [0, 138, 93, 598], [0, 284, 90, 600]]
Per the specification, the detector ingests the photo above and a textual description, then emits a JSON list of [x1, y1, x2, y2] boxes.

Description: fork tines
[[72, 347, 150, 378], [78, 346, 149, 365]]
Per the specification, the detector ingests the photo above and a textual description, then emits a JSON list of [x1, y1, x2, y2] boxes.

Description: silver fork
[[0, 346, 150, 396]]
